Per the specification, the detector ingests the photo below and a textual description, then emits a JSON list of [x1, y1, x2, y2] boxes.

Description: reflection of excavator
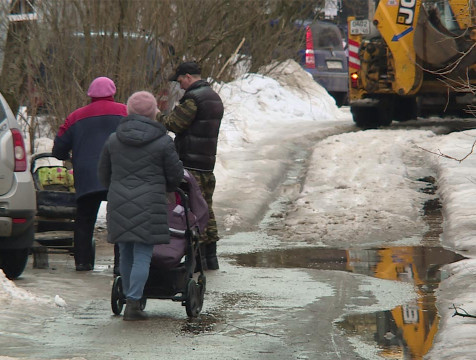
[[373, 247, 439, 359], [345, 246, 464, 359], [347, 0, 476, 128]]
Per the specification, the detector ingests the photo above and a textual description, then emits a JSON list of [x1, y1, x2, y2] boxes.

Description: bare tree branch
[[452, 304, 476, 318], [416, 140, 476, 163]]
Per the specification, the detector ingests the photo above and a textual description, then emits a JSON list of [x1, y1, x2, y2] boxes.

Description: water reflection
[[342, 246, 463, 359], [231, 246, 464, 359]]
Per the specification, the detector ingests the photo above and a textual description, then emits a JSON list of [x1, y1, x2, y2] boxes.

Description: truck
[[347, 0, 476, 128]]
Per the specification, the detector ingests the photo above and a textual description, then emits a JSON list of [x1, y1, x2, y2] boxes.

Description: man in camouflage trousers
[[160, 61, 224, 270]]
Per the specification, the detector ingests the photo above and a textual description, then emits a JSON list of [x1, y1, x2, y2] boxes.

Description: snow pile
[[285, 129, 436, 246], [260, 59, 339, 117], [214, 59, 346, 150], [0, 270, 48, 304]]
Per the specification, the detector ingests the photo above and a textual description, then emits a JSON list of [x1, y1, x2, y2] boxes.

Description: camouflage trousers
[[187, 170, 219, 244]]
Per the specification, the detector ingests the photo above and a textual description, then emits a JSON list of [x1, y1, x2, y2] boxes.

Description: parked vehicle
[[347, 0, 476, 128], [299, 20, 349, 107], [0, 91, 35, 279]]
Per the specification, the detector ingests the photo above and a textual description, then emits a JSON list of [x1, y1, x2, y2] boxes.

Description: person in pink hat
[[53, 76, 127, 271]]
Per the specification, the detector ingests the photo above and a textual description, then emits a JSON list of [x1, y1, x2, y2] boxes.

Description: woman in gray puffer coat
[[98, 91, 183, 321]]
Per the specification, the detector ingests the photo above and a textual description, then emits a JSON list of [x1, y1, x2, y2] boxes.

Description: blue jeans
[[118, 242, 154, 301]]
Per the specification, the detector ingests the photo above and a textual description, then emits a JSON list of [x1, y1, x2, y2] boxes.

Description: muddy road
[[1, 118, 471, 360]]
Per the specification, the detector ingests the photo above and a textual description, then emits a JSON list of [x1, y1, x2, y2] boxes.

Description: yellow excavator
[[347, 0, 475, 128]]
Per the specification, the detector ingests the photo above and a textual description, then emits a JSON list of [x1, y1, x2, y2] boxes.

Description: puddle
[[224, 175, 461, 357], [337, 246, 465, 359], [180, 312, 220, 334], [230, 246, 464, 275], [230, 246, 464, 359]]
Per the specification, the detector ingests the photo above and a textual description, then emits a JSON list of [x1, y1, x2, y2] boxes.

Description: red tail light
[[305, 26, 315, 69], [11, 129, 27, 172]]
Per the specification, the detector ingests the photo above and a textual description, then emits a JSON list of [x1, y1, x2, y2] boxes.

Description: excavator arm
[[373, 0, 423, 95]]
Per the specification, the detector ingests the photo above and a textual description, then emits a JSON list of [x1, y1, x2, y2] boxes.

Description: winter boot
[[123, 299, 148, 321], [205, 242, 219, 270]]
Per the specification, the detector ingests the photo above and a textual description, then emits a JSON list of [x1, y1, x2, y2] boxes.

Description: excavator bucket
[[414, 5, 460, 68]]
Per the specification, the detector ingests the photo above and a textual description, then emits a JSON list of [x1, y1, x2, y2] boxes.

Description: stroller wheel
[[198, 274, 206, 308], [185, 279, 201, 318], [111, 276, 125, 315]]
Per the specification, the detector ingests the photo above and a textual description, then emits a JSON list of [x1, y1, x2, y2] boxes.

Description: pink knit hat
[[127, 91, 159, 120], [87, 77, 116, 98]]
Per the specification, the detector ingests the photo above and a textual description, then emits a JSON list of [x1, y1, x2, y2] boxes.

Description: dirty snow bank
[[284, 129, 437, 246], [423, 129, 476, 252], [0, 271, 49, 305], [419, 129, 476, 359]]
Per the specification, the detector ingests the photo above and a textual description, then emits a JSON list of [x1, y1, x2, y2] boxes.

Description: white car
[[0, 92, 36, 279]]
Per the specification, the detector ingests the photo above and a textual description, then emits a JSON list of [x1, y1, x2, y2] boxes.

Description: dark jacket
[[175, 80, 224, 172], [98, 114, 183, 245], [52, 97, 127, 199]]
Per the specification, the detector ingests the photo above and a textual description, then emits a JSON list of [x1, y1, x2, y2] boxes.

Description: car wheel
[[0, 248, 29, 279]]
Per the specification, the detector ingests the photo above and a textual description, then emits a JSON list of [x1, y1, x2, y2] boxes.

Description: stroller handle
[[30, 152, 62, 174]]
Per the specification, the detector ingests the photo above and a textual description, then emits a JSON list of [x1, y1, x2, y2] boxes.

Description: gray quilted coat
[[98, 114, 183, 245]]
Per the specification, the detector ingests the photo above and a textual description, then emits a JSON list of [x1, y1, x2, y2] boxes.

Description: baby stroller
[[111, 170, 208, 318], [30, 153, 92, 262]]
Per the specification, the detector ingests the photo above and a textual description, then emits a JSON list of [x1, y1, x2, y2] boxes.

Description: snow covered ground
[[2, 59, 476, 359]]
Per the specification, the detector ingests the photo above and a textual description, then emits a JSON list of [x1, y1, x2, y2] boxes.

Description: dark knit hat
[[169, 61, 201, 81], [87, 77, 116, 98], [127, 91, 158, 120]]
